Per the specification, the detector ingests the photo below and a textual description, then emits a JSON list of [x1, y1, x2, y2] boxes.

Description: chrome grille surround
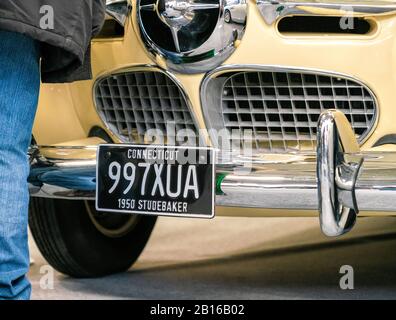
[[94, 67, 200, 145], [201, 65, 378, 153]]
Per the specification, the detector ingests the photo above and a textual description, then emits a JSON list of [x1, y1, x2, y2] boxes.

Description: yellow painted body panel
[[33, 2, 396, 216]]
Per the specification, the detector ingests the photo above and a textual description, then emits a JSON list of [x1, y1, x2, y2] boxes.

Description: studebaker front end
[[27, 0, 396, 277]]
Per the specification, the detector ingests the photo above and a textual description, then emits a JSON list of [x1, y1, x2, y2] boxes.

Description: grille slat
[[95, 70, 199, 145], [220, 71, 377, 152]]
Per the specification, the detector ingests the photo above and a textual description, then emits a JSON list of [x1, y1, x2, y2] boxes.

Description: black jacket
[[0, 0, 105, 83]]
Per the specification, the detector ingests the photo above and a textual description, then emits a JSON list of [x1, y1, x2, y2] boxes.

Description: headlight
[[136, 0, 247, 74]]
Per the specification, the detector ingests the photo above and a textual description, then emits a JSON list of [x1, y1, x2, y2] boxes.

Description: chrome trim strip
[[257, 0, 396, 25], [106, 0, 131, 26], [200, 64, 379, 149]]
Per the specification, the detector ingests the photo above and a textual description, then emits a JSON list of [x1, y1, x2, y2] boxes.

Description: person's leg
[[0, 30, 40, 300]]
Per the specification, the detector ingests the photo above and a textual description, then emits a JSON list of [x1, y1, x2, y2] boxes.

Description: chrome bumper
[[30, 149, 396, 211], [29, 110, 396, 237]]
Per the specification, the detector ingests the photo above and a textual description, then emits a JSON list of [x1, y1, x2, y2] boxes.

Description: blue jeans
[[0, 31, 40, 300]]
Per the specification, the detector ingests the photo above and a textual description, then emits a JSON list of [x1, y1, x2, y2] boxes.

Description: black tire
[[29, 198, 156, 278], [224, 10, 232, 23]]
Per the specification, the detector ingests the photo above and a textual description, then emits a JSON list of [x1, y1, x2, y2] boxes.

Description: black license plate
[[96, 144, 215, 218]]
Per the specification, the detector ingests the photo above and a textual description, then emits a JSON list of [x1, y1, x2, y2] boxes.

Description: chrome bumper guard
[[29, 110, 396, 237]]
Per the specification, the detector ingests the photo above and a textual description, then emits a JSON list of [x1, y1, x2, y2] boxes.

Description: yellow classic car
[[28, 0, 396, 278]]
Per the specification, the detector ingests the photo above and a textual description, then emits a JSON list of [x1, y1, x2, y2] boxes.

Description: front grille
[[94, 70, 199, 145], [218, 70, 377, 152]]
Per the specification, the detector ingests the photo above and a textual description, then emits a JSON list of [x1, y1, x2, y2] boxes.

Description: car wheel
[[224, 10, 232, 23], [29, 197, 156, 278]]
